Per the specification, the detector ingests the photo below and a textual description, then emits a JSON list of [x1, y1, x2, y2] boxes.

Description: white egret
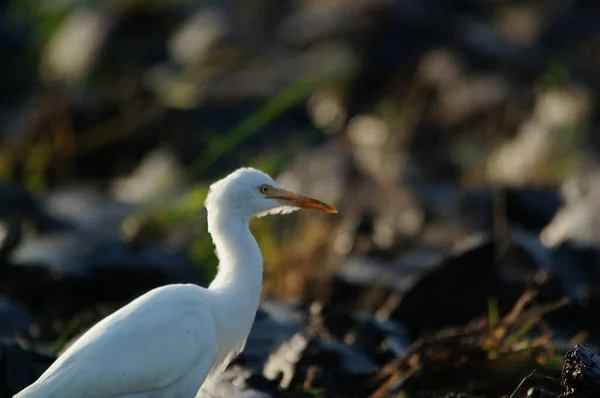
[[14, 167, 337, 398]]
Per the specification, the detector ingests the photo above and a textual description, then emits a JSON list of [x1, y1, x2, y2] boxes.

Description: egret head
[[205, 167, 337, 219]]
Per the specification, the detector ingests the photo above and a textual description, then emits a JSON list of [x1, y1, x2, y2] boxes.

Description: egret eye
[[259, 185, 270, 194]]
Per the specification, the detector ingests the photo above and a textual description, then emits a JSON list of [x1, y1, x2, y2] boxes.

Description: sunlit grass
[[8, 0, 72, 48], [508, 369, 537, 398], [481, 291, 568, 377], [49, 317, 82, 355], [488, 297, 500, 328], [25, 138, 54, 194], [119, 68, 337, 278], [184, 72, 329, 181]]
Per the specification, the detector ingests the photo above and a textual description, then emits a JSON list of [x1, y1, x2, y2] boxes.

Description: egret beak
[[271, 189, 337, 213]]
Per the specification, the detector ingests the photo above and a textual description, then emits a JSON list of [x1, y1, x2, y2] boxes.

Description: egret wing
[[17, 285, 216, 398]]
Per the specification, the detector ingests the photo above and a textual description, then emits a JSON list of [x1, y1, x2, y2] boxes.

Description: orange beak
[[271, 190, 337, 213]]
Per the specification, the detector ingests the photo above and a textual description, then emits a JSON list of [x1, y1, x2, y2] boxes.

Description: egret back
[[14, 285, 217, 398]]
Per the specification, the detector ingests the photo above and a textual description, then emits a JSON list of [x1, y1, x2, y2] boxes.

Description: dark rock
[[536, 244, 600, 345], [528, 386, 560, 398], [0, 298, 34, 338], [1, 238, 206, 344], [263, 330, 379, 396], [198, 365, 286, 398], [86, 240, 205, 282], [0, 183, 69, 259], [41, 184, 132, 235], [335, 249, 443, 295], [559, 344, 600, 398], [455, 187, 562, 233], [351, 316, 411, 360], [388, 234, 546, 337], [240, 301, 304, 370], [0, 263, 162, 344], [11, 185, 205, 281], [307, 302, 355, 340], [0, 340, 54, 397]]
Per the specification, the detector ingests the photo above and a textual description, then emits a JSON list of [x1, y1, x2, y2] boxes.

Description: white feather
[[14, 168, 313, 398], [256, 205, 299, 218]]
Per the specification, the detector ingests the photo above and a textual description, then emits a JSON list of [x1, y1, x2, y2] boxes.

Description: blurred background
[[2, 0, 600, 397]]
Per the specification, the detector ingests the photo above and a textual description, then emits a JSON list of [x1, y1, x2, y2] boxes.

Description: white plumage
[[14, 167, 336, 398]]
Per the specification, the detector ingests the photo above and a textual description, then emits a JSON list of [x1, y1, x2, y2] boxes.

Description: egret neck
[[207, 206, 263, 310]]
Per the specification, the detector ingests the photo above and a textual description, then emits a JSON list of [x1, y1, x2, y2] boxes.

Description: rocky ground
[[2, 0, 600, 397]]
